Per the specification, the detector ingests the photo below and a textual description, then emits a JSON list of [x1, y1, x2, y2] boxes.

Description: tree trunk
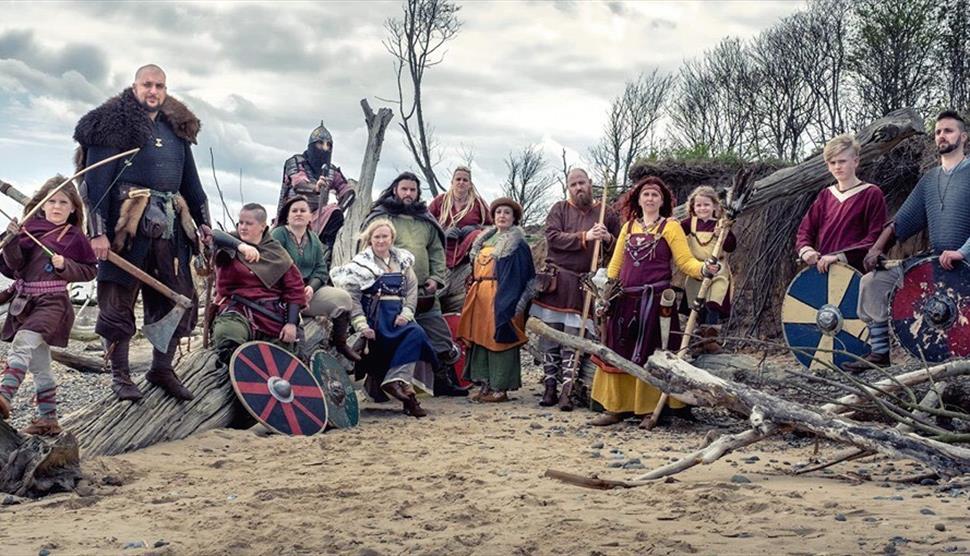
[[332, 99, 394, 268]]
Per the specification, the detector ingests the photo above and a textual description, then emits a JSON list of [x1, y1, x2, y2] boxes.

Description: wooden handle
[[105, 251, 191, 308]]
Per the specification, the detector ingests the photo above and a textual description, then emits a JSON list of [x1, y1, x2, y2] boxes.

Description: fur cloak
[[73, 88, 200, 171]]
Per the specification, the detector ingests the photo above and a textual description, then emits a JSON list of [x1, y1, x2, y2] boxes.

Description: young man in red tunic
[[210, 204, 307, 364], [795, 134, 888, 273]]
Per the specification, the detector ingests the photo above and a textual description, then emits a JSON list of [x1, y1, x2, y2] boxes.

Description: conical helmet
[[308, 121, 332, 146]]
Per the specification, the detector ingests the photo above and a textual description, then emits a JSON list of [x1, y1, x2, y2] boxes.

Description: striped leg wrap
[[868, 322, 890, 355], [0, 365, 27, 401], [35, 386, 57, 418]]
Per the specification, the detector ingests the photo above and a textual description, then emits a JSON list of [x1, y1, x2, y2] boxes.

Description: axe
[[0, 179, 188, 352]]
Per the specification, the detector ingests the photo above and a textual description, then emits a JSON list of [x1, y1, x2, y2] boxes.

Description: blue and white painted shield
[[782, 263, 869, 369]]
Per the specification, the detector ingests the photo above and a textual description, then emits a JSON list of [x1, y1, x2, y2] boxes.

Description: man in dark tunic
[[529, 168, 620, 406], [277, 121, 356, 272], [74, 64, 211, 402]]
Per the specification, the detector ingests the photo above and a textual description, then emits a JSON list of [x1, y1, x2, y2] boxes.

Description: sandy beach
[[3, 357, 969, 556]]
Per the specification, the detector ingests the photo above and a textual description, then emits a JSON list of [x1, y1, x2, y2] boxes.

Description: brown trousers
[[96, 237, 199, 343]]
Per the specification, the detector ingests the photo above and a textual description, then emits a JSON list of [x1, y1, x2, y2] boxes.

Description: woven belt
[[15, 279, 68, 295]]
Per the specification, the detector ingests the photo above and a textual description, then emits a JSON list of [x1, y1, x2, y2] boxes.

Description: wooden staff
[[644, 187, 738, 430], [558, 182, 610, 410]]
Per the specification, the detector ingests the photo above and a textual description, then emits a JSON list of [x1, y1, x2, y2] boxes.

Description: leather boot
[[381, 380, 410, 403], [22, 416, 62, 436], [841, 352, 890, 373], [330, 313, 361, 362], [147, 338, 193, 401], [109, 340, 143, 402], [539, 378, 558, 407], [403, 392, 428, 418], [433, 359, 468, 397], [702, 326, 722, 354], [0, 395, 10, 419]]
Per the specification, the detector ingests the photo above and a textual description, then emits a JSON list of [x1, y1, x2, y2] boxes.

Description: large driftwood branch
[[332, 99, 394, 268], [672, 108, 924, 218], [0, 421, 81, 497], [528, 318, 970, 480]]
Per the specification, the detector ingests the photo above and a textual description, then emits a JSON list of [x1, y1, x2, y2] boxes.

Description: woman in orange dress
[[457, 198, 535, 402]]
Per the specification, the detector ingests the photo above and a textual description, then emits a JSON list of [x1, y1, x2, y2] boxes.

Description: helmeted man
[[73, 64, 211, 402], [278, 121, 356, 274], [530, 168, 620, 407], [844, 110, 970, 372], [361, 171, 467, 396]]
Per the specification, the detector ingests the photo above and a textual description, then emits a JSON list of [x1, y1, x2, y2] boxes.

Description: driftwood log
[[0, 420, 81, 497], [62, 320, 333, 457], [528, 318, 970, 483]]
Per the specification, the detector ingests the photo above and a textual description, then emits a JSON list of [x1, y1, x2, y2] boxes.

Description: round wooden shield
[[890, 258, 970, 362], [310, 350, 359, 429], [782, 263, 869, 369], [443, 313, 472, 388], [229, 341, 328, 436]]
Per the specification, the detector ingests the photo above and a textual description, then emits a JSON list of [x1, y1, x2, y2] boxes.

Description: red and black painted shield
[[891, 258, 970, 362], [229, 341, 329, 436]]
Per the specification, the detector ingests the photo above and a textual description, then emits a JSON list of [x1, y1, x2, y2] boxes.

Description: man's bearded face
[[396, 180, 420, 205], [567, 172, 593, 207], [936, 118, 967, 155], [133, 69, 167, 113]]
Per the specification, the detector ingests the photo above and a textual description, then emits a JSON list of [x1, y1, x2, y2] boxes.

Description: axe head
[[142, 304, 185, 352]]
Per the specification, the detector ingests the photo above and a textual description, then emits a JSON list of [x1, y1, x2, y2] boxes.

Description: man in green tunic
[[362, 172, 467, 396]]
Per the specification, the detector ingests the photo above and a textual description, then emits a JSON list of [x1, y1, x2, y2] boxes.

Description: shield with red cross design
[[229, 341, 329, 436], [891, 258, 970, 363]]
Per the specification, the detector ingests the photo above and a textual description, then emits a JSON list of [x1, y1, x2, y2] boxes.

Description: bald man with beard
[[530, 169, 620, 407]]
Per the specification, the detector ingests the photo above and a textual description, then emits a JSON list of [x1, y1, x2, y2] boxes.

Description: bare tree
[[456, 142, 475, 168], [670, 38, 758, 159], [848, 0, 939, 119], [799, 0, 862, 145], [590, 69, 674, 191], [937, 0, 970, 113], [383, 0, 461, 197], [502, 144, 553, 227], [750, 14, 818, 161], [556, 147, 570, 200]]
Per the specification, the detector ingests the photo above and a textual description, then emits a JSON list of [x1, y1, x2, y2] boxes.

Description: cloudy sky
[[0, 0, 800, 226]]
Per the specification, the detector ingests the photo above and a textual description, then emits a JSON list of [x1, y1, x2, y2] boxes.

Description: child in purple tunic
[[0, 178, 97, 435]]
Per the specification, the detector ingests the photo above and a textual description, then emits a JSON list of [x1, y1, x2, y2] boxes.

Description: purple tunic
[[596, 221, 681, 373]]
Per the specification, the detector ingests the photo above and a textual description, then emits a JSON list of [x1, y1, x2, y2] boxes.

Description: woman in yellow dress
[[590, 177, 719, 427], [457, 198, 535, 403]]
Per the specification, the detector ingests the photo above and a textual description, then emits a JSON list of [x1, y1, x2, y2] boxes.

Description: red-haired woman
[[590, 177, 719, 428]]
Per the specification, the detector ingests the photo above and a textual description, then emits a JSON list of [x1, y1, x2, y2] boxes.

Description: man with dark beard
[[361, 172, 467, 396], [277, 121, 356, 273], [530, 168, 620, 407], [843, 110, 970, 371], [73, 64, 211, 402]]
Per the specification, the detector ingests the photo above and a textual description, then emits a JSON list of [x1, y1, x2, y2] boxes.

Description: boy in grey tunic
[[843, 111, 970, 371]]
